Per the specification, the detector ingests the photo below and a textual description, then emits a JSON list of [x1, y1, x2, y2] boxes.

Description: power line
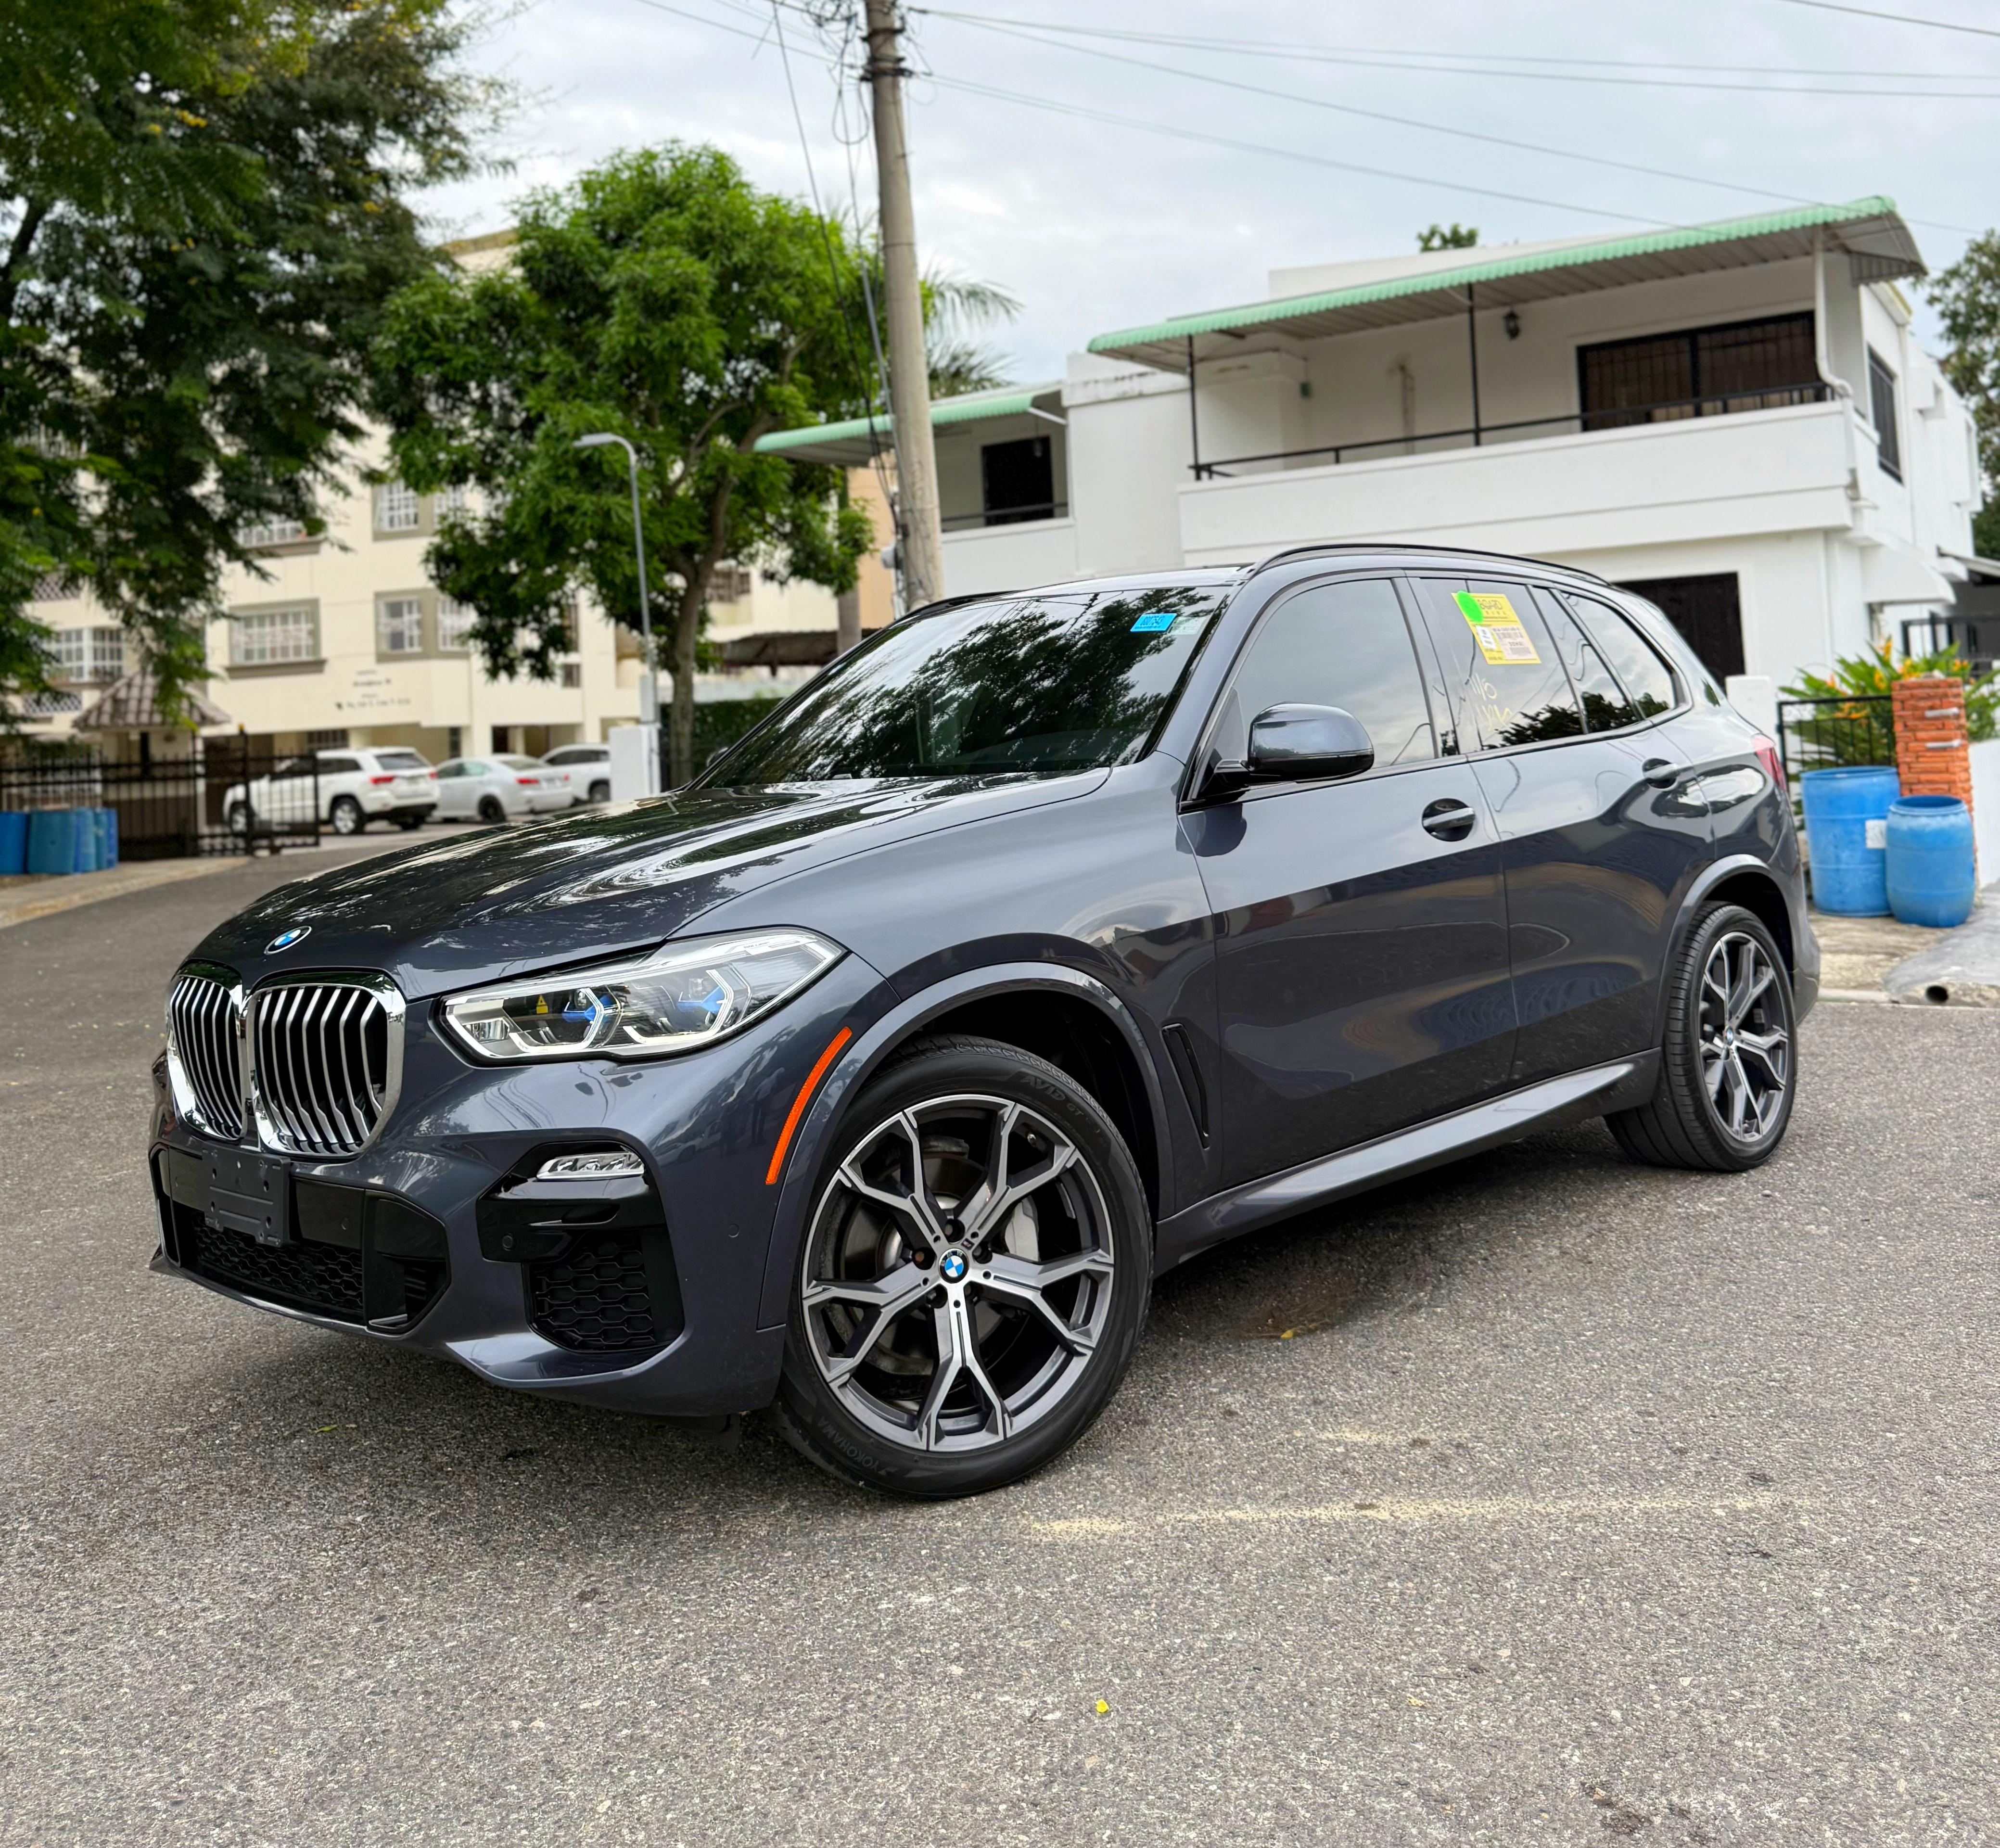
[[926, 12, 1828, 216], [913, 8, 2000, 99], [1763, 0, 2000, 38], [926, 74, 1673, 226]]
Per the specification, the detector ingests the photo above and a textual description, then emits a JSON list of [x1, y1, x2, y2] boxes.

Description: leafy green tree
[[0, 0, 496, 722], [1928, 230, 2000, 558], [1417, 223, 1479, 252], [372, 143, 890, 787]]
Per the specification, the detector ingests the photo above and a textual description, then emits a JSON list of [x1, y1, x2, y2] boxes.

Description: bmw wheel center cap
[[266, 926, 312, 955], [940, 1250, 968, 1282]]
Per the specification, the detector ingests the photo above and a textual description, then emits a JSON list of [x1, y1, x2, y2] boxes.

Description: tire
[[1607, 903, 1796, 1173], [588, 779, 610, 804], [476, 795, 507, 825], [328, 795, 365, 836], [775, 1034, 1152, 1499], [226, 801, 252, 836]]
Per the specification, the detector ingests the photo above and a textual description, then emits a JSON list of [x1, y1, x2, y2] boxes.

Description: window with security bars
[[436, 596, 475, 650], [232, 606, 318, 665], [374, 481, 421, 532], [435, 483, 471, 518], [379, 596, 425, 653], [710, 564, 754, 604], [1579, 312, 1819, 430], [1868, 348, 1902, 481], [50, 625, 123, 681]]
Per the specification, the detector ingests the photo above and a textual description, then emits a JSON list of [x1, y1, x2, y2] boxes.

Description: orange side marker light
[[765, 1028, 852, 1185]]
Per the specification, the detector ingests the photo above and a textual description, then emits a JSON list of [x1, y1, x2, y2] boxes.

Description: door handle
[[1421, 798, 1477, 841], [1641, 758, 1686, 789]]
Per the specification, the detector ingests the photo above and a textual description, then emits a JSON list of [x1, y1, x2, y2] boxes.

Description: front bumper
[[148, 955, 884, 1418]]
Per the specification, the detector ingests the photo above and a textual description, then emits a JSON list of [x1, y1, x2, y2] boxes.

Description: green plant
[[1781, 640, 1999, 766]]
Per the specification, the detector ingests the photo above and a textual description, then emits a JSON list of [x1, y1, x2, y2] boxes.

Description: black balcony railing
[[1189, 382, 1832, 480], [941, 500, 1069, 532], [1902, 614, 2000, 676]]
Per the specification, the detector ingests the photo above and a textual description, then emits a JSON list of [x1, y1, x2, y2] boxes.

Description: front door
[[1405, 575, 1713, 1085], [1189, 574, 1516, 1189]]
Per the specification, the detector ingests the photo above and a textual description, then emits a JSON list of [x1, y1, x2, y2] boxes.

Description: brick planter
[[1893, 675, 1974, 809]]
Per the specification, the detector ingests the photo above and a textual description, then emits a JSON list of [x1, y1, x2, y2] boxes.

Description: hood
[[192, 773, 1105, 998]]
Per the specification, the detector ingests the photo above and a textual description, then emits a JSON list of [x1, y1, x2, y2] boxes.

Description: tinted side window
[[317, 755, 361, 775], [1529, 588, 1642, 731], [1412, 578, 1583, 751], [1562, 593, 1680, 719], [1212, 577, 1435, 770]]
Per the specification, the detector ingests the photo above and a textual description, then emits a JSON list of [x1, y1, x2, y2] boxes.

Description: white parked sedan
[[540, 743, 613, 803], [431, 755, 574, 824]]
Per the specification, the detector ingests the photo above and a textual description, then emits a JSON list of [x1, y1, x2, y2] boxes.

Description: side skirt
[[1152, 1052, 1659, 1273]]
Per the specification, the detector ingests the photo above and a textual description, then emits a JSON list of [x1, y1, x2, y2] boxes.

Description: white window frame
[[436, 596, 475, 652], [240, 516, 310, 549], [378, 595, 426, 655], [374, 481, 421, 533], [230, 605, 318, 666]]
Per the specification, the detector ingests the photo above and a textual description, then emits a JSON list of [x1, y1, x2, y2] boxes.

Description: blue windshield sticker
[[1129, 611, 1176, 633]]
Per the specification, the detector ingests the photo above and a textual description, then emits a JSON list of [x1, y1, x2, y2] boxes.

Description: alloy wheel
[[799, 1094, 1117, 1454], [1698, 931, 1789, 1141]]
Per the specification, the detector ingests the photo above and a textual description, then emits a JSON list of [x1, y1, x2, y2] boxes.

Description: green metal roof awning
[[754, 382, 1063, 466], [1088, 198, 1923, 372]]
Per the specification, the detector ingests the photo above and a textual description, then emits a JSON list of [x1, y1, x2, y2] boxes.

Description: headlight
[[440, 929, 842, 1063]]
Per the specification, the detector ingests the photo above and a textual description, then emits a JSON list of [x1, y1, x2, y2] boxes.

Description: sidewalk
[[1813, 891, 2000, 1007], [0, 837, 404, 930]]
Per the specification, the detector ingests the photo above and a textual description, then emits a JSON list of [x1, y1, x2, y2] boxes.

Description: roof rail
[[1245, 542, 1614, 588]]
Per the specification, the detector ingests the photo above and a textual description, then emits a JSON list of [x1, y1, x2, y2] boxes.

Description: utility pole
[[863, 0, 943, 611]]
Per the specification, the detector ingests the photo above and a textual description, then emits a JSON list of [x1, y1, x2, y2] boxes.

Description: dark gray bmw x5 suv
[[150, 545, 1815, 1497]]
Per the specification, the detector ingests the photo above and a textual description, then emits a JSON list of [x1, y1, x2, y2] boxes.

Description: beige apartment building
[[25, 436, 888, 757]]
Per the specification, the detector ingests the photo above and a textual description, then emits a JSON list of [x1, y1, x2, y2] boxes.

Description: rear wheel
[[776, 1035, 1151, 1499], [328, 795, 365, 835], [588, 779, 611, 803], [476, 795, 506, 825], [1607, 902, 1796, 1172]]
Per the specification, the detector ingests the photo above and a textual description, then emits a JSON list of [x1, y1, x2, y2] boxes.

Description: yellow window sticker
[[1453, 591, 1541, 666]]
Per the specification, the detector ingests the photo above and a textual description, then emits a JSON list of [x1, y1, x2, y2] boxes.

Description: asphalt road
[[3, 854, 1998, 1847]]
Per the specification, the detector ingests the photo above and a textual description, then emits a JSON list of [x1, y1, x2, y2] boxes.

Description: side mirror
[[1246, 704, 1375, 783]]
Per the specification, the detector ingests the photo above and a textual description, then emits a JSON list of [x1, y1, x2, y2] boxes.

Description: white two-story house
[[762, 197, 1982, 693]]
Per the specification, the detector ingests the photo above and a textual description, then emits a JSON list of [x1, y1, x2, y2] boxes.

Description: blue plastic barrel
[[25, 810, 81, 875], [100, 807, 118, 869], [1885, 795, 1976, 929], [1800, 766, 1901, 916], [0, 812, 25, 876], [71, 807, 101, 873]]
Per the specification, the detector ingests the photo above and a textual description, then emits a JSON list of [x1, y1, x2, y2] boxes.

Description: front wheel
[[776, 1035, 1152, 1499], [1607, 903, 1796, 1172]]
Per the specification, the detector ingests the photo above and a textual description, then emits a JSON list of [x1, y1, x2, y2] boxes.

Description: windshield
[[705, 586, 1230, 785]]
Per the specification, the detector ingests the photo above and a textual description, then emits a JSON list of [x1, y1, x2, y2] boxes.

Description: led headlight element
[[441, 930, 842, 1063]]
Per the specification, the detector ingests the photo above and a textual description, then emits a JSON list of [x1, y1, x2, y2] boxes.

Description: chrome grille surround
[[247, 972, 406, 1160], [165, 963, 246, 1141]]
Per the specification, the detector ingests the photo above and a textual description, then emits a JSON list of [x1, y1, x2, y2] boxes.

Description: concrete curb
[[1882, 901, 2000, 1008], [0, 856, 238, 930]]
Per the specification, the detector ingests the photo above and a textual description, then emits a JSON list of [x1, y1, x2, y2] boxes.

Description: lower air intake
[[529, 1229, 669, 1353]]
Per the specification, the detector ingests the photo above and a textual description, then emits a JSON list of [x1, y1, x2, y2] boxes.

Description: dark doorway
[[1616, 573, 1745, 681], [980, 436, 1056, 525]]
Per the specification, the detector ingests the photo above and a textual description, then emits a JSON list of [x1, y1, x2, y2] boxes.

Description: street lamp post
[[573, 432, 659, 795]]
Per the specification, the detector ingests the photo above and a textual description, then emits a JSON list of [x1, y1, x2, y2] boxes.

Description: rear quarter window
[[1560, 592, 1682, 719]]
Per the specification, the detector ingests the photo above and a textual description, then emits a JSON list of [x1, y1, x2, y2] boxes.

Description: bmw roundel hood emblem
[[266, 926, 312, 955]]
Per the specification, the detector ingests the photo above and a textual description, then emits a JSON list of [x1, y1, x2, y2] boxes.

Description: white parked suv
[[432, 755, 575, 824], [540, 742, 613, 803], [224, 747, 437, 837]]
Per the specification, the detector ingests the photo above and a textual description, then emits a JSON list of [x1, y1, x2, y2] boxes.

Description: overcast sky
[[424, 0, 2000, 382]]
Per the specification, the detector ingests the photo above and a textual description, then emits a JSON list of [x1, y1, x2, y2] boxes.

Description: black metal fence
[[0, 736, 318, 861], [1775, 693, 1896, 787]]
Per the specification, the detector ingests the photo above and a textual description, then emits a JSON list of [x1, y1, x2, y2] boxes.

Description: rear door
[[1190, 574, 1515, 1188], [1406, 574, 1712, 1085]]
